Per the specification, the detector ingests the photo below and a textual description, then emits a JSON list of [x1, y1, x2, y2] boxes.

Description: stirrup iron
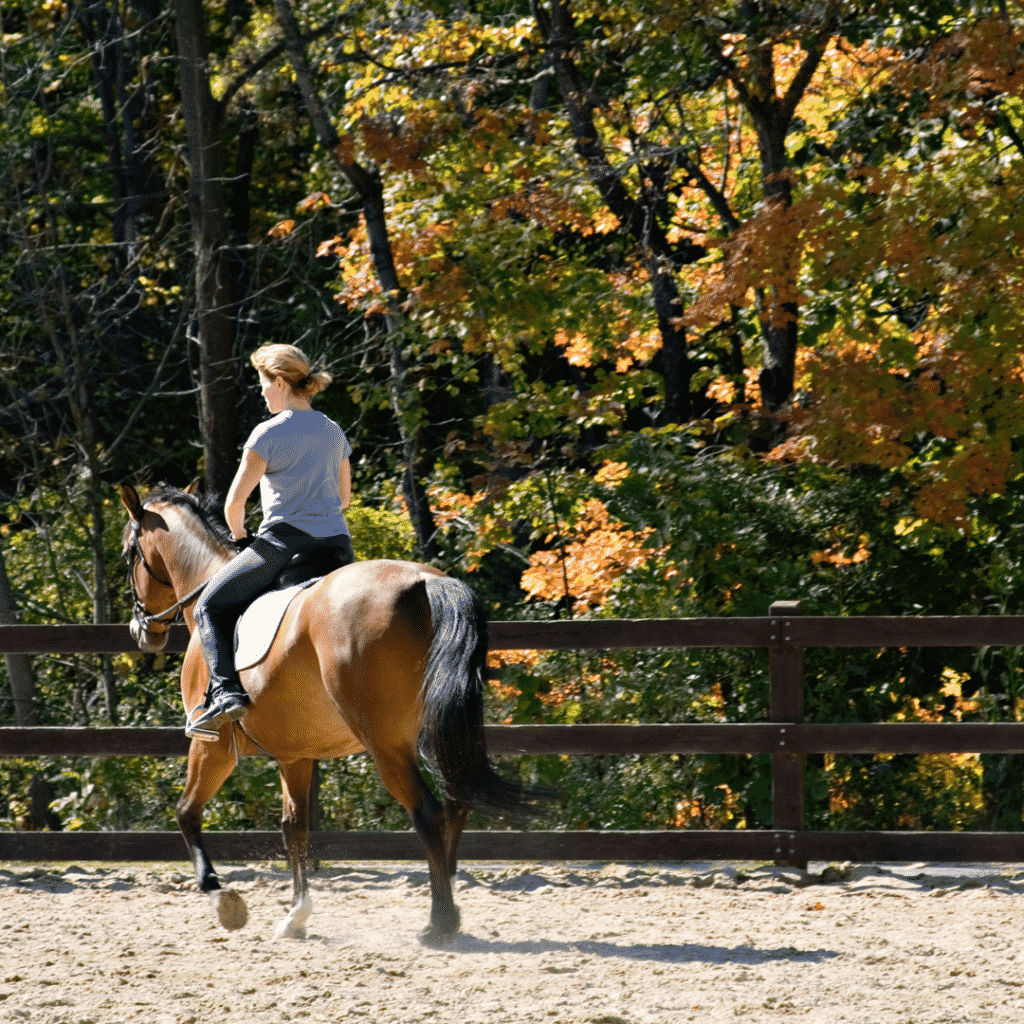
[[185, 702, 222, 742]]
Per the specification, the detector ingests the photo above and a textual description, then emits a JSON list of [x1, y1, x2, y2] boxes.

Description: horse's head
[[119, 481, 196, 653]]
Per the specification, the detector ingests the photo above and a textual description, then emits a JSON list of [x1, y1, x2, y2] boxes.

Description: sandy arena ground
[[0, 858, 1022, 1024]]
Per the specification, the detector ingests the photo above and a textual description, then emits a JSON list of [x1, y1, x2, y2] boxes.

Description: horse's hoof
[[208, 888, 248, 931], [274, 894, 313, 939], [275, 924, 307, 940], [417, 911, 459, 948], [417, 924, 446, 949]]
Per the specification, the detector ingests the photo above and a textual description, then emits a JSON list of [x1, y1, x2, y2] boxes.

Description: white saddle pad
[[233, 578, 320, 672]]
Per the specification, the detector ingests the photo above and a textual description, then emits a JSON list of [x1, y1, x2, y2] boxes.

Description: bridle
[[125, 516, 205, 637]]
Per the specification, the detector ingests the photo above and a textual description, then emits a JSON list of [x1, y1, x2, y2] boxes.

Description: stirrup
[[185, 702, 222, 742]]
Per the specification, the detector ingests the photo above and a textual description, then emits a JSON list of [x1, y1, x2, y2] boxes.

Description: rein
[[126, 518, 206, 630]]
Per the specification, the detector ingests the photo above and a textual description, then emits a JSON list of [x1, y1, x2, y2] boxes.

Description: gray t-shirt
[[245, 409, 352, 538]]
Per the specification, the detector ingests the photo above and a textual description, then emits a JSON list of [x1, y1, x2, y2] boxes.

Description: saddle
[[232, 545, 349, 672], [273, 545, 350, 589]]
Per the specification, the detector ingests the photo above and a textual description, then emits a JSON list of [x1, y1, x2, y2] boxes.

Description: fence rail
[[3, 606, 1024, 866]]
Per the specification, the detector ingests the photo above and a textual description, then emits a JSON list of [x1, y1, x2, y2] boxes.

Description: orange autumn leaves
[[766, 334, 1023, 530], [433, 461, 662, 616], [692, 19, 1024, 530], [520, 497, 660, 614]]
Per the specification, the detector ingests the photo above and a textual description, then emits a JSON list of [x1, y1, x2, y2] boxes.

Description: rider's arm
[[339, 457, 351, 510], [225, 448, 268, 540]]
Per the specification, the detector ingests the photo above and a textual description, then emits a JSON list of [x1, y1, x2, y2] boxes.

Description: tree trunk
[[274, 0, 438, 559], [175, 0, 239, 500], [542, 0, 694, 424], [0, 541, 59, 830], [719, 2, 836, 410], [0, 542, 36, 727]]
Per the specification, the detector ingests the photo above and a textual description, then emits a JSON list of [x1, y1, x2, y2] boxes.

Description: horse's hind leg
[[275, 758, 315, 939], [374, 751, 459, 947], [177, 733, 248, 931], [444, 799, 469, 879]]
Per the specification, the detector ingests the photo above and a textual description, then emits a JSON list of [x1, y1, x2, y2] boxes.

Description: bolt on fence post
[[768, 600, 806, 869]]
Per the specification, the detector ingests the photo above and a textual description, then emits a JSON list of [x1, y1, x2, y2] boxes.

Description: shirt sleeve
[[245, 419, 277, 464], [337, 426, 353, 462]]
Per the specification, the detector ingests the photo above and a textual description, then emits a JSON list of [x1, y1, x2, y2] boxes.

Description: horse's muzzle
[[130, 615, 169, 653]]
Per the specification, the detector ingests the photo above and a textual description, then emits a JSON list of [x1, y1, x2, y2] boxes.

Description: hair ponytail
[[250, 344, 332, 397]]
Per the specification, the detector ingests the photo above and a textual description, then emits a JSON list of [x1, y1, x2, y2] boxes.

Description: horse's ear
[[119, 483, 145, 523], [184, 478, 201, 496]]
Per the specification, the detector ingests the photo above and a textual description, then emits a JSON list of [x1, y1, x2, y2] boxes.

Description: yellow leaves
[[671, 785, 742, 829], [557, 328, 591, 368], [684, 197, 812, 331], [556, 321, 661, 374], [594, 460, 630, 486], [593, 209, 620, 234], [316, 235, 346, 259], [135, 274, 181, 309], [267, 219, 295, 239], [361, 109, 454, 177], [911, 444, 1014, 531], [296, 192, 331, 214], [778, 321, 1024, 532], [887, 17, 1024, 127], [938, 667, 982, 723], [810, 540, 870, 567]]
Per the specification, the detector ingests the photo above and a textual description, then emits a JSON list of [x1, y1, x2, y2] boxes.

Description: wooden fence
[[3, 601, 1024, 866]]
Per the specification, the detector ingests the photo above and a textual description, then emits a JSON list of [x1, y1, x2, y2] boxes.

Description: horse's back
[[250, 559, 441, 757]]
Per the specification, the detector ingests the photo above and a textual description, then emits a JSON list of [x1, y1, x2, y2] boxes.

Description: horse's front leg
[[275, 758, 315, 939], [177, 732, 248, 930]]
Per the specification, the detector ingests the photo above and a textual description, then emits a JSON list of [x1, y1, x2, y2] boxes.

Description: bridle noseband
[[125, 517, 205, 634]]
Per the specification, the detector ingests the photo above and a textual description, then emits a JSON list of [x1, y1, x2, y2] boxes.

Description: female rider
[[188, 343, 355, 737]]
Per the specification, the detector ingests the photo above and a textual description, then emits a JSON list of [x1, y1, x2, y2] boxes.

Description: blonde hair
[[250, 343, 332, 398]]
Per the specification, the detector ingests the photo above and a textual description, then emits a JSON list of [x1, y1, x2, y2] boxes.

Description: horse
[[119, 481, 542, 945]]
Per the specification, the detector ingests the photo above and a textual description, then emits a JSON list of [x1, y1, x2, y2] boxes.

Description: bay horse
[[119, 481, 539, 945]]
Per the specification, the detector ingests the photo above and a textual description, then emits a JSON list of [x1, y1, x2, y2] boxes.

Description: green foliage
[[475, 435, 1024, 833], [345, 495, 416, 562]]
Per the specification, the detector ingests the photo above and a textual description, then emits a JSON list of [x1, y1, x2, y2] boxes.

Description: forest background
[[4, 0, 1024, 839]]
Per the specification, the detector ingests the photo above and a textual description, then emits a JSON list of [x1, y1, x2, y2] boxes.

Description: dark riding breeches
[[194, 523, 355, 687]]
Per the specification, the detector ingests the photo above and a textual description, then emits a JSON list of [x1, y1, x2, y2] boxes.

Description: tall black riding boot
[[186, 678, 250, 739]]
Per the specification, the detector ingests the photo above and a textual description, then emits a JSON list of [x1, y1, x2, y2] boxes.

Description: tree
[[174, 0, 251, 500], [697, 0, 840, 410], [274, 0, 440, 557]]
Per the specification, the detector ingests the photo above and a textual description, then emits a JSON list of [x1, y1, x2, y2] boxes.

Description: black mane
[[142, 484, 239, 552]]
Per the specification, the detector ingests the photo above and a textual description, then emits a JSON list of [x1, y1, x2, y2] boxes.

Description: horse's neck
[[162, 509, 233, 626]]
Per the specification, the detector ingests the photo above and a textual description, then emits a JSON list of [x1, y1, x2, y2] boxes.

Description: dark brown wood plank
[[488, 618, 773, 649], [788, 723, 1024, 754], [485, 724, 787, 756], [0, 728, 191, 757], [5, 616, 1024, 655], [788, 616, 1024, 649], [0, 619, 773, 654], [0, 624, 190, 655], [491, 723, 1024, 756], [5, 723, 1024, 758], [794, 831, 1024, 863], [0, 830, 802, 863], [769, 602, 805, 860], [5, 829, 1024, 864]]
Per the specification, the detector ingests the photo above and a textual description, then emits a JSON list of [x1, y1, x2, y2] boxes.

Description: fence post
[[768, 600, 806, 868]]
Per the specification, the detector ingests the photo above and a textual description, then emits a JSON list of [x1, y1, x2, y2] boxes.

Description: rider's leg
[[190, 525, 353, 734], [191, 538, 293, 732]]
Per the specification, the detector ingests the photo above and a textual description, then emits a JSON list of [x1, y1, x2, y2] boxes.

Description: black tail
[[418, 576, 551, 820]]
